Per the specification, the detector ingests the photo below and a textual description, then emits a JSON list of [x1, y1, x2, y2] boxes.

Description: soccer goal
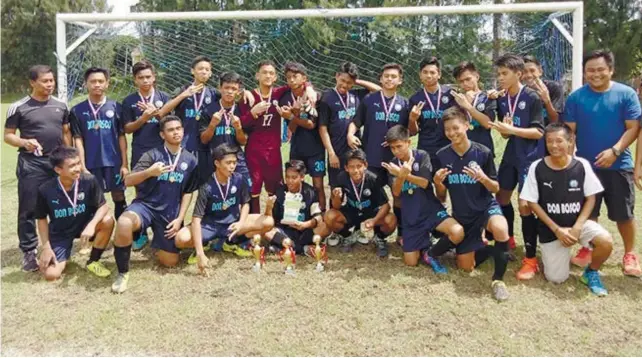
[[55, 2, 583, 103]]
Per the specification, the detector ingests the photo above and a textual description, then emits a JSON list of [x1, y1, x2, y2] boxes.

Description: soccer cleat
[[210, 238, 224, 252], [622, 252, 642, 277], [132, 232, 149, 251], [223, 242, 253, 258], [326, 233, 341, 247], [374, 235, 388, 258], [516, 257, 539, 280], [187, 251, 198, 265], [421, 251, 447, 274], [86, 261, 111, 278], [111, 273, 129, 293], [356, 231, 370, 245], [491, 280, 510, 301], [342, 231, 359, 253], [571, 247, 592, 268], [507, 236, 516, 250], [22, 250, 38, 272], [581, 268, 608, 296]]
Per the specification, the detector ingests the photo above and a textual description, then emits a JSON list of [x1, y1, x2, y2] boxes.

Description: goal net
[[57, 3, 582, 105]]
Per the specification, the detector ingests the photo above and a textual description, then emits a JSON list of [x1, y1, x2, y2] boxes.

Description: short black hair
[[28, 65, 53, 81], [50, 146, 79, 168], [452, 61, 477, 79], [544, 122, 573, 141], [442, 106, 469, 124], [219, 71, 242, 86], [338, 62, 359, 80], [191, 55, 212, 69], [381, 63, 403, 77], [257, 60, 276, 71], [583, 49, 615, 71], [159, 115, 182, 132], [385, 125, 410, 143], [344, 148, 368, 165], [132, 60, 155, 77], [84, 67, 110, 81], [494, 53, 525, 72], [284, 61, 307, 76], [285, 160, 306, 175], [522, 55, 541, 67], [212, 143, 238, 161], [419, 56, 441, 72]]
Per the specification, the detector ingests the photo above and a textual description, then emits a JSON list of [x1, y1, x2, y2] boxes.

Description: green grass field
[[1, 98, 642, 356]]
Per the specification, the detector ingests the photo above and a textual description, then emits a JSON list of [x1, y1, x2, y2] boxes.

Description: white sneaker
[[356, 231, 370, 245], [327, 233, 341, 247]]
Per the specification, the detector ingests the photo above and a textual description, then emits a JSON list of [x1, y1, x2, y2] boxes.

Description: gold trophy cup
[[251, 234, 264, 273], [280, 237, 296, 275], [312, 235, 327, 272]]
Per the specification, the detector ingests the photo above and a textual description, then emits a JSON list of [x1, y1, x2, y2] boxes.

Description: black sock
[[374, 226, 386, 239], [250, 197, 260, 214], [338, 227, 352, 238], [393, 207, 403, 237], [428, 236, 453, 258], [492, 241, 509, 281], [87, 247, 105, 264], [114, 200, 127, 219], [114, 245, 132, 274], [485, 230, 495, 242], [521, 214, 538, 258], [271, 231, 287, 248], [474, 246, 493, 267], [501, 204, 514, 237]]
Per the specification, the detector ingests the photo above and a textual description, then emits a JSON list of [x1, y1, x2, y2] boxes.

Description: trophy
[[279, 238, 296, 275], [251, 234, 265, 273], [312, 235, 328, 272]]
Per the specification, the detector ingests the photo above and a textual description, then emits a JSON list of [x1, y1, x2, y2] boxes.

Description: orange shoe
[[516, 257, 539, 280], [623, 252, 642, 277], [508, 236, 516, 250], [571, 247, 592, 267]]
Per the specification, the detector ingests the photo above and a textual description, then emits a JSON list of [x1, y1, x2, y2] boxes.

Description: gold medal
[[469, 123, 474, 131], [225, 127, 232, 135], [408, 189, 414, 195], [222, 203, 229, 210], [195, 114, 201, 121], [169, 176, 175, 183], [94, 121, 100, 130]]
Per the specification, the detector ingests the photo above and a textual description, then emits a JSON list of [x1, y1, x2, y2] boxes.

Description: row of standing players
[[7, 50, 641, 299]]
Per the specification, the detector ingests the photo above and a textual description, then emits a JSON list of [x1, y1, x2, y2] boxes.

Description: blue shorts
[[403, 208, 450, 253], [234, 159, 252, 188], [291, 152, 325, 178], [498, 161, 531, 193], [455, 202, 503, 255], [127, 201, 181, 254], [199, 223, 248, 250], [90, 166, 125, 192]]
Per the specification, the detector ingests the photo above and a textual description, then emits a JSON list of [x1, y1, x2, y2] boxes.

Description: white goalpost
[[55, 1, 583, 102]]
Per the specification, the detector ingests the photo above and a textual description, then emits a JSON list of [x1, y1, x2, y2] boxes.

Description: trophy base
[[252, 263, 262, 273], [284, 267, 296, 276], [315, 262, 325, 272]]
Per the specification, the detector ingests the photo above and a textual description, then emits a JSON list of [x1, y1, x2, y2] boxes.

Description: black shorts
[[339, 207, 376, 231], [498, 161, 531, 193], [276, 225, 315, 254], [328, 155, 347, 189], [456, 202, 503, 255], [368, 166, 389, 189], [592, 169, 635, 222], [90, 166, 125, 192], [291, 152, 326, 178]]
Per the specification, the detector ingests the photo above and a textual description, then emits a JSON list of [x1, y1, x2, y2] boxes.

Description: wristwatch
[[611, 147, 622, 157]]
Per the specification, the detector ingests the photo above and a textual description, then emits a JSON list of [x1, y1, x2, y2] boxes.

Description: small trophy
[[251, 234, 265, 273], [312, 235, 328, 272], [280, 238, 296, 276]]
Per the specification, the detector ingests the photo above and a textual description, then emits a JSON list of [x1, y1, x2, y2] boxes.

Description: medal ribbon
[[423, 86, 442, 113], [379, 92, 397, 123], [58, 178, 79, 217], [87, 97, 107, 122], [214, 174, 231, 207], [350, 176, 365, 207], [507, 85, 524, 119], [164, 146, 182, 172]]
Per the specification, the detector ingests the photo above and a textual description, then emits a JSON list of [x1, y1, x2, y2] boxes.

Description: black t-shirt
[[466, 92, 498, 156], [318, 88, 369, 159], [122, 90, 171, 153], [174, 85, 219, 152], [409, 85, 456, 155], [192, 172, 251, 227], [520, 157, 604, 243], [279, 89, 324, 157], [132, 146, 199, 216], [5, 96, 69, 156], [273, 182, 321, 227], [336, 170, 388, 216], [35, 173, 105, 240], [497, 86, 545, 165], [435, 142, 497, 224]]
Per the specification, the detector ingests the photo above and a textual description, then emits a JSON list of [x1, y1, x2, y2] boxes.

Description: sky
[[107, 0, 138, 15]]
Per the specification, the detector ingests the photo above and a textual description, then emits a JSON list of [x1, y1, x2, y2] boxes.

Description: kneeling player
[[264, 160, 328, 254], [112, 116, 199, 293], [324, 149, 397, 257], [433, 107, 510, 300], [382, 126, 464, 272], [520, 123, 613, 296], [35, 146, 114, 281], [174, 143, 275, 273]]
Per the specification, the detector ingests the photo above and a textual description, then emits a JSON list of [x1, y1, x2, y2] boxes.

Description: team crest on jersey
[[155, 100, 164, 108], [442, 96, 450, 104], [569, 179, 578, 188], [180, 162, 188, 171], [230, 185, 237, 194], [476, 103, 485, 111], [363, 189, 371, 197], [105, 110, 115, 118], [205, 96, 211, 104], [394, 103, 402, 111], [78, 192, 85, 201], [413, 162, 419, 172], [350, 96, 355, 104], [518, 101, 526, 110], [468, 161, 480, 169]]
